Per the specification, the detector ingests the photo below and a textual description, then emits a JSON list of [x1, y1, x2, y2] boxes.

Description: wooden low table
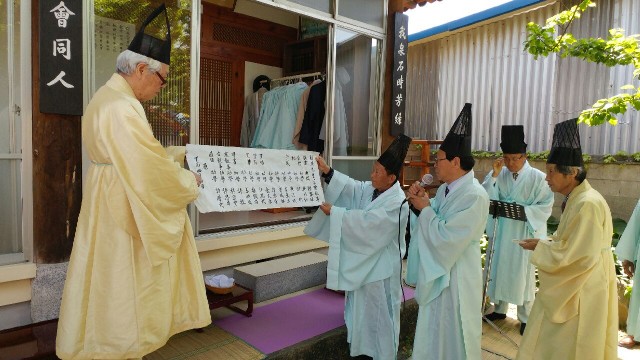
[[205, 284, 254, 317]]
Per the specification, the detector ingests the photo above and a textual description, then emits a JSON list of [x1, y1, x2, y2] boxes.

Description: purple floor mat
[[215, 286, 415, 354]]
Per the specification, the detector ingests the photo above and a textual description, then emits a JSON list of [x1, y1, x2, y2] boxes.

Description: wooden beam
[[31, 1, 82, 263]]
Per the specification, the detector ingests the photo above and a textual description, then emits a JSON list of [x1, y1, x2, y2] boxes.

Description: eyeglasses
[[434, 157, 448, 166], [503, 155, 524, 162], [154, 71, 167, 86]]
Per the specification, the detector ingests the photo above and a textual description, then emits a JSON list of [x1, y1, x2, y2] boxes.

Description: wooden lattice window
[[199, 57, 232, 146]]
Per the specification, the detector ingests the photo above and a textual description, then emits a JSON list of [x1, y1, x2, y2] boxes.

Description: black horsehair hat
[[378, 134, 412, 178], [128, 3, 172, 65], [500, 125, 527, 154], [440, 103, 472, 158], [547, 118, 583, 167]]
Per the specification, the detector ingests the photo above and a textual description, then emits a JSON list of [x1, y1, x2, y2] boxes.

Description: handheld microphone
[[404, 174, 434, 203], [418, 173, 434, 187]]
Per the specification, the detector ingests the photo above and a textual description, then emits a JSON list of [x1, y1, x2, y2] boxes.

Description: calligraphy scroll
[[186, 145, 325, 213]]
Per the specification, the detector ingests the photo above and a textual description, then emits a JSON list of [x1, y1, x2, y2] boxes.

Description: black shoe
[[484, 312, 507, 321], [520, 323, 527, 335]]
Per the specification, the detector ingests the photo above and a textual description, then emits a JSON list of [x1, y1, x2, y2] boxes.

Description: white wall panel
[[407, 0, 640, 155]]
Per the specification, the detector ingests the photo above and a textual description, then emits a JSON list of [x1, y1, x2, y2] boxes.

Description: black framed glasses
[[154, 71, 167, 86], [503, 155, 524, 162]]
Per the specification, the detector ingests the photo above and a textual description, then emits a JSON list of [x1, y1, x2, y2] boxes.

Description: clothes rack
[[270, 72, 324, 88]]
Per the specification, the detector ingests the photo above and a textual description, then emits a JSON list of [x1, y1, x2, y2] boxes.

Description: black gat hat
[[500, 125, 527, 154], [547, 118, 583, 167], [378, 134, 412, 178], [128, 3, 172, 65], [440, 103, 472, 158]]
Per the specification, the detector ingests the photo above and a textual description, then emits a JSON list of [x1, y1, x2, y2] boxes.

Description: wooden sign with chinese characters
[[390, 12, 408, 136], [186, 145, 325, 213], [39, 0, 83, 115]]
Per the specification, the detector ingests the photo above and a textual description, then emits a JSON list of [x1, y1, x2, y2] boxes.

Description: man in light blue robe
[[305, 134, 412, 360], [481, 125, 553, 335], [615, 199, 640, 348], [406, 103, 488, 360]]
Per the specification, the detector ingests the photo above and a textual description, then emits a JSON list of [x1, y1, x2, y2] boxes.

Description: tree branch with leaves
[[524, 0, 640, 126]]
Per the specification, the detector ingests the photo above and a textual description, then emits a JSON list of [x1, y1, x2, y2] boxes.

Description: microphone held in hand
[[403, 174, 434, 204], [419, 173, 434, 187]]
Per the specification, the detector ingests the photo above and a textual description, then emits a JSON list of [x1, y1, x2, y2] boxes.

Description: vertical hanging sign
[[39, 0, 83, 116], [390, 12, 408, 136]]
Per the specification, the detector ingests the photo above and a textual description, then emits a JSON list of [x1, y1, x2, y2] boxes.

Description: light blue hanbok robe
[[251, 82, 307, 149], [616, 199, 640, 338], [304, 170, 409, 360], [482, 161, 553, 308], [406, 171, 489, 360]]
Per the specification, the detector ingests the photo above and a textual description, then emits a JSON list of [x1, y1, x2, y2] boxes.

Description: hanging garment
[[320, 67, 349, 155], [293, 79, 321, 150], [240, 87, 268, 147], [251, 82, 308, 149], [298, 80, 327, 153]]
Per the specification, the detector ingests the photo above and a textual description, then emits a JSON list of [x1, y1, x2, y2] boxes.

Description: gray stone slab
[[234, 252, 328, 303], [31, 262, 68, 322]]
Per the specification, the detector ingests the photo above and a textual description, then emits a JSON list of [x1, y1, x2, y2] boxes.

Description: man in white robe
[[482, 125, 553, 335], [517, 119, 617, 359], [615, 198, 640, 348], [406, 103, 488, 360], [305, 134, 412, 359], [56, 6, 211, 359]]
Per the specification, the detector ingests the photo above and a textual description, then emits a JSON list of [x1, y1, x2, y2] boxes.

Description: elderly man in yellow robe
[[516, 119, 617, 359], [56, 5, 211, 359]]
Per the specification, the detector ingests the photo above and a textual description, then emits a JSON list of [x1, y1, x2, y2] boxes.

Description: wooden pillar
[[383, 0, 406, 151], [31, 1, 82, 263]]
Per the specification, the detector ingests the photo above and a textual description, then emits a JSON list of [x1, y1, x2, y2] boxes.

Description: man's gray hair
[[116, 50, 162, 75], [556, 164, 587, 183]]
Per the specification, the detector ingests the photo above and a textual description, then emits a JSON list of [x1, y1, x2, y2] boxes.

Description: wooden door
[[199, 54, 244, 146]]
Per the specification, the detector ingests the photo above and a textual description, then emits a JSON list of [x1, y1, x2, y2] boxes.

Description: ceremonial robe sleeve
[[481, 170, 499, 198], [165, 146, 186, 165], [102, 102, 199, 267], [531, 197, 610, 322], [615, 200, 640, 264], [304, 170, 370, 241], [305, 171, 406, 290], [413, 190, 487, 303], [522, 179, 554, 238]]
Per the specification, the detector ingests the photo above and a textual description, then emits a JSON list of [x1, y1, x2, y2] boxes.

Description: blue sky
[[406, 0, 513, 35]]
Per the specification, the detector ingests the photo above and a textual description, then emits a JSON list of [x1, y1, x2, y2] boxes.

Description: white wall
[[244, 62, 283, 99]]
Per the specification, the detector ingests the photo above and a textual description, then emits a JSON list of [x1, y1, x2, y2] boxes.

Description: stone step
[[234, 252, 328, 303]]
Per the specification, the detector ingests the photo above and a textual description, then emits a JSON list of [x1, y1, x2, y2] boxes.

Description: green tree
[[524, 0, 640, 126]]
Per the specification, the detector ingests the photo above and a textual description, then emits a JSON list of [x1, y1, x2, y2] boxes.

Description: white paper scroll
[[186, 145, 325, 213]]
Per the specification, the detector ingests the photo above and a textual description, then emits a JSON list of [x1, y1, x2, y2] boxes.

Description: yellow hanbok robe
[[516, 180, 617, 360], [56, 74, 211, 360]]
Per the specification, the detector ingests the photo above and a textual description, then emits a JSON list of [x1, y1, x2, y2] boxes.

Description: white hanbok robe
[[482, 161, 553, 307], [615, 199, 640, 338], [56, 74, 211, 359], [406, 171, 489, 360], [305, 170, 409, 360]]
